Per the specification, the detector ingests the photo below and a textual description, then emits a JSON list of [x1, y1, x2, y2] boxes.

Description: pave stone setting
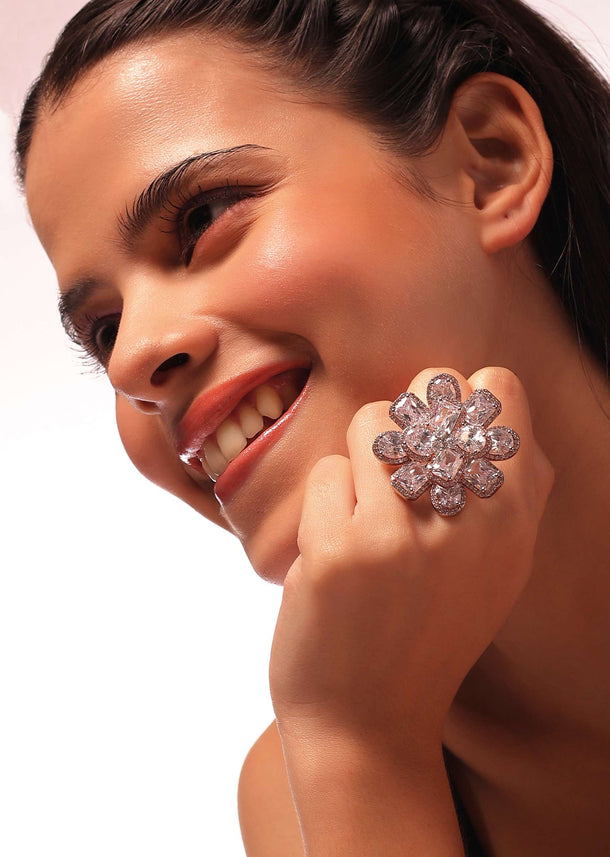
[[372, 372, 520, 516]]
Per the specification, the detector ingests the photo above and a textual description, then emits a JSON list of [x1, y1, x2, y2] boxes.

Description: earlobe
[[450, 72, 554, 255]]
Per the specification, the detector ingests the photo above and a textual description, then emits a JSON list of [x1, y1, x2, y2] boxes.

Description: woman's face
[[25, 33, 497, 582]]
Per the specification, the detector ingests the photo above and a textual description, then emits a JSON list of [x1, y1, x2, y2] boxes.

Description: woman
[[16, 0, 609, 854]]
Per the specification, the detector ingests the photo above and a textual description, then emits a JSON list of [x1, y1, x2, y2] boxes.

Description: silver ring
[[372, 373, 520, 516]]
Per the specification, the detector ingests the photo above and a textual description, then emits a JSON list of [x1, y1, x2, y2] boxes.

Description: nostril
[[151, 352, 190, 385]]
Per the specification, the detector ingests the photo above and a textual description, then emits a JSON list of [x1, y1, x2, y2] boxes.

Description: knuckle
[[306, 454, 347, 486], [354, 400, 384, 421], [298, 517, 352, 571], [412, 366, 457, 385], [356, 520, 407, 566], [307, 532, 349, 568], [349, 400, 390, 431], [415, 514, 454, 553], [469, 366, 523, 400]]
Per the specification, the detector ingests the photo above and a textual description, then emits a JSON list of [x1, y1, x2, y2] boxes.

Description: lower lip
[[212, 377, 310, 505]]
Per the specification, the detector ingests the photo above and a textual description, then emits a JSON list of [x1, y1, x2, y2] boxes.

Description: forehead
[[24, 32, 333, 272]]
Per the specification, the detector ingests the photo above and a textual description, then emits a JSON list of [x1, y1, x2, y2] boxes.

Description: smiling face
[[25, 32, 503, 582]]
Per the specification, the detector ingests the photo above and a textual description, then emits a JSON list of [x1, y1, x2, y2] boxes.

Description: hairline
[[20, 25, 439, 201]]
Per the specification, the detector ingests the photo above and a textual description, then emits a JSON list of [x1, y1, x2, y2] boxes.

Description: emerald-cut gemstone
[[429, 398, 463, 442], [430, 446, 463, 483], [463, 389, 502, 428], [391, 461, 430, 499], [462, 458, 504, 497], [390, 392, 428, 430]]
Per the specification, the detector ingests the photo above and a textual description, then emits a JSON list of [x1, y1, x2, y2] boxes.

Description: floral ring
[[372, 373, 520, 516]]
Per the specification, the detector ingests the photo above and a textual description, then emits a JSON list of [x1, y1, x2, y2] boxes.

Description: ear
[[448, 72, 553, 255]]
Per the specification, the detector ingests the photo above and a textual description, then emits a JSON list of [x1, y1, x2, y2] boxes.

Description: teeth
[[202, 437, 229, 477], [200, 456, 218, 482], [255, 384, 283, 419], [237, 403, 265, 438], [216, 418, 248, 462], [198, 373, 306, 480]]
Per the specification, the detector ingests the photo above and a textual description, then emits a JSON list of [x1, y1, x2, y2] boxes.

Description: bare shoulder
[[237, 720, 305, 857]]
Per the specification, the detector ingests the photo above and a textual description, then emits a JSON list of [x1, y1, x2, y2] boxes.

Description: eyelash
[[161, 179, 257, 266], [72, 179, 257, 369], [70, 312, 121, 372]]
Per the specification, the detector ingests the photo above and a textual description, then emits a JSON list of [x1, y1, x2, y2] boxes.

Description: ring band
[[372, 373, 520, 516]]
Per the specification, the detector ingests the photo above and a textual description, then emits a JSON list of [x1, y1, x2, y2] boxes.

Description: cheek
[[224, 188, 478, 367], [114, 395, 232, 532]]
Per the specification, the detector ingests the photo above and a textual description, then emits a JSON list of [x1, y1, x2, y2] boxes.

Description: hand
[[269, 366, 554, 753]]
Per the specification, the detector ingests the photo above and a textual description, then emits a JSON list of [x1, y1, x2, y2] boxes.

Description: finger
[[404, 365, 544, 525], [346, 399, 399, 516], [297, 454, 356, 558], [466, 366, 548, 520], [407, 365, 473, 408], [346, 367, 475, 522]]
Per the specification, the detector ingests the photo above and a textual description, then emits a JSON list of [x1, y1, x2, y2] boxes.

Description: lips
[[175, 360, 311, 475]]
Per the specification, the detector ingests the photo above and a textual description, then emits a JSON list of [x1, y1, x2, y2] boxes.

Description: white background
[[0, 2, 608, 855]]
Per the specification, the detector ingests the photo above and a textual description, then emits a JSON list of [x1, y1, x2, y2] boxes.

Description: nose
[[107, 286, 219, 414]]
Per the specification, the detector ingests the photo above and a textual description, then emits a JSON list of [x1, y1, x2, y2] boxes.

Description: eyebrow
[[58, 143, 274, 336], [117, 143, 274, 248]]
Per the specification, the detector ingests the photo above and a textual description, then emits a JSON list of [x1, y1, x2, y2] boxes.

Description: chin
[[242, 524, 300, 585], [222, 473, 307, 585]]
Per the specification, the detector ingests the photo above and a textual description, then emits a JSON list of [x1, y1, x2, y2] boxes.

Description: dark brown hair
[[15, 0, 610, 377]]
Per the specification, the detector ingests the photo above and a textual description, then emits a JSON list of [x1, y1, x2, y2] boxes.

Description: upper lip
[[174, 359, 311, 461]]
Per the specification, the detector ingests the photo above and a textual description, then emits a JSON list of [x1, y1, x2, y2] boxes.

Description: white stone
[[390, 392, 428, 429], [391, 461, 429, 499], [430, 447, 463, 482], [487, 425, 519, 459], [427, 373, 461, 405], [430, 484, 466, 516], [429, 399, 462, 442], [463, 389, 501, 428], [403, 423, 440, 458], [462, 458, 503, 497], [456, 424, 488, 455], [373, 431, 409, 463]]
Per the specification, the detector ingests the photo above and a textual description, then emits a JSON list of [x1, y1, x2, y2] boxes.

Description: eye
[[183, 198, 232, 244], [173, 184, 256, 265], [90, 314, 120, 365]]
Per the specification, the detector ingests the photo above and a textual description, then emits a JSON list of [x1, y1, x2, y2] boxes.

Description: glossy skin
[[25, 33, 610, 856], [25, 34, 547, 582]]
